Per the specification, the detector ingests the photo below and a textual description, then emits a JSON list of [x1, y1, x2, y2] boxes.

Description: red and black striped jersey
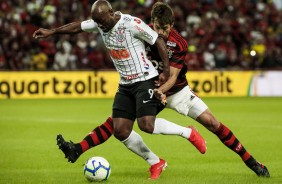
[[146, 26, 188, 96]]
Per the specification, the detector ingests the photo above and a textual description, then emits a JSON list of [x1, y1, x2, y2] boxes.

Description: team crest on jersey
[[116, 26, 126, 42], [167, 49, 174, 58], [167, 41, 177, 47]]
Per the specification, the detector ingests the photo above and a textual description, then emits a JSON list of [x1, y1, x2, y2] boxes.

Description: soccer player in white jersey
[[33, 0, 206, 180]]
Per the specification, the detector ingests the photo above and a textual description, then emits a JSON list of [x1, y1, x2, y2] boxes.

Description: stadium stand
[[0, 0, 281, 71]]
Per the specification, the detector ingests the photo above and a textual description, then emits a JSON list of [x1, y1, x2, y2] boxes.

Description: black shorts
[[112, 78, 165, 121]]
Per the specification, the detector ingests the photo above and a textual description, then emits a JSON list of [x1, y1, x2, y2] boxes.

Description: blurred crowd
[[0, 0, 282, 71]]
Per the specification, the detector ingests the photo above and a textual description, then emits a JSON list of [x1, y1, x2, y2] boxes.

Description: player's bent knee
[[197, 112, 219, 132], [113, 129, 131, 141], [137, 119, 154, 134], [139, 123, 154, 134]]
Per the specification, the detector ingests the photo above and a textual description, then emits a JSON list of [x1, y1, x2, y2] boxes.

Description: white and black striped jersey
[[81, 12, 159, 84]]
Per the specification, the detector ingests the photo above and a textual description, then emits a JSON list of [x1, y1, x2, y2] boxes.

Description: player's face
[[152, 19, 172, 39], [92, 11, 114, 32]]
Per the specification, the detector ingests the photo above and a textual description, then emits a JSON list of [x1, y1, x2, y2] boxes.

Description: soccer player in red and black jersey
[[56, 2, 270, 178], [146, 24, 189, 97]]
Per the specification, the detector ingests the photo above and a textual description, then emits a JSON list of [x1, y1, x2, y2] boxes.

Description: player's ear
[[109, 9, 114, 15]]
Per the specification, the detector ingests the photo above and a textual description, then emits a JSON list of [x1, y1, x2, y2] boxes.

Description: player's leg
[[188, 95, 270, 177], [113, 115, 161, 165], [119, 124, 167, 180], [112, 84, 165, 180], [137, 115, 206, 154], [141, 85, 206, 154], [165, 85, 269, 176], [78, 116, 114, 153], [56, 116, 114, 163], [196, 109, 269, 177]]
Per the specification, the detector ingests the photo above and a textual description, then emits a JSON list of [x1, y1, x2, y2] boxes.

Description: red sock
[[215, 122, 251, 162], [79, 116, 114, 153]]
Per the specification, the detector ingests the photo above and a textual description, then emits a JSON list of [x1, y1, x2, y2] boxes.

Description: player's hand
[[33, 28, 54, 39], [153, 89, 167, 105]]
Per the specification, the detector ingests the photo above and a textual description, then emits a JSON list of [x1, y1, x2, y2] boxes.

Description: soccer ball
[[84, 156, 111, 182]]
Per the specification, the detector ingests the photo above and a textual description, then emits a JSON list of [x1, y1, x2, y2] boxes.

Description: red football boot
[[149, 159, 167, 180], [188, 126, 207, 154]]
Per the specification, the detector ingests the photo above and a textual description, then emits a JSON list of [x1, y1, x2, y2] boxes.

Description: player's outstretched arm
[[33, 21, 83, 39]]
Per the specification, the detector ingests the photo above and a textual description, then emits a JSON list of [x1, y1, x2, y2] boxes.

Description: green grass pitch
[[0, 97, 281, 184]]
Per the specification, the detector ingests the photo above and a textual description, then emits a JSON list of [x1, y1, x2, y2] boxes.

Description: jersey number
[[134, 18, 141, 24], [148, 89, 154, 99], [151, 60, 164, 71]]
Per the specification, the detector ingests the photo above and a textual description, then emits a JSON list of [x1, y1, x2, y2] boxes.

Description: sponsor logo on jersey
[[122, 71, 151, 81], [167, 41, 177, 47], [141, 52, 149, 70], [123, 17, 132, 22], [123, 74, 139, 80], [134, 25, 153, 40], [109, 49, 130, 60], [144, 64, 149, 70]]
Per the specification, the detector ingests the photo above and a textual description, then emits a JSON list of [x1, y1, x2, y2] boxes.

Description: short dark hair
[[151, 2, 174, 26]]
